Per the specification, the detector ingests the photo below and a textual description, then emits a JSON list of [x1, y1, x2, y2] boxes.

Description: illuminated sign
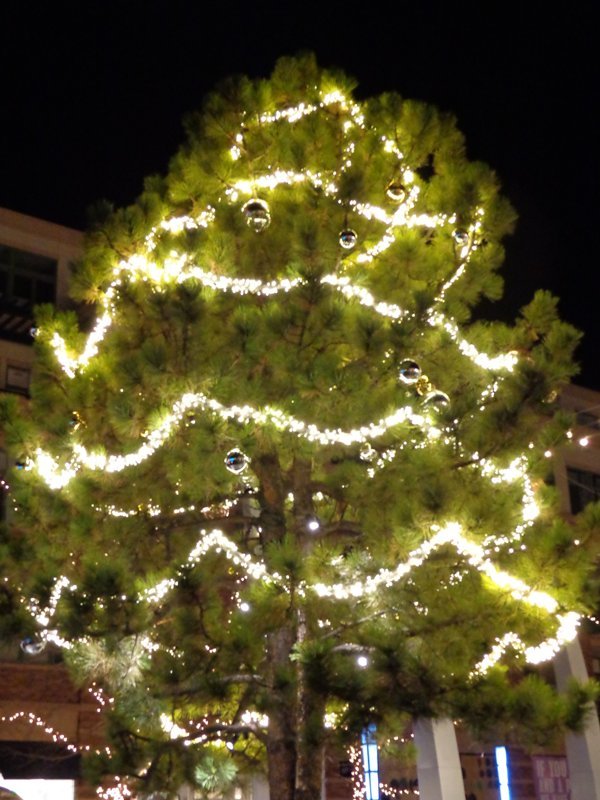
[[531, 756, 570, 800], [495, 746, 511, 800], [0, 780, 74, 800]]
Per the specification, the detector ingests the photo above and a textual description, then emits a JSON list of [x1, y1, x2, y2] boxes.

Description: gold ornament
[[415, 375, 433, 396]]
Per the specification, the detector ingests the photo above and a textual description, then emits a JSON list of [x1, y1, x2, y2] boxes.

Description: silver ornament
[[453, 229, 470, 246], [399, 359, 422, 385], [422, 390, 451, 411], [224, 448, 249, 474], [242, 199, 271, 232], [359, 443, 377, 462], [20, 636, 46, 656], [339, 229, 358, 249], [386, 180, 407, 202]]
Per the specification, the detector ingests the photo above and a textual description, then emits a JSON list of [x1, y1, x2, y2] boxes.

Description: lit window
[[361, 725, 379, 800]]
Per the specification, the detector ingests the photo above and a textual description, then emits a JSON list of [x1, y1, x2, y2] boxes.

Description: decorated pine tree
[[1, 55, 598, 799]]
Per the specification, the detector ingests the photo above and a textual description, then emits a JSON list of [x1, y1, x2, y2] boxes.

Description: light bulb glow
[[27, 524, 580, 674], [11, 84, 581, 719], [39, 90, 514, 392]]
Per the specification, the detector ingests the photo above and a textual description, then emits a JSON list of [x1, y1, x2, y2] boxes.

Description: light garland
[[27, 523, 580, 673], [8, 84, 586, 775], [0, 700, 112, 758], [96, 782, 134, 800], [42, 86, 515, 394], [29, 395, 444, 489]]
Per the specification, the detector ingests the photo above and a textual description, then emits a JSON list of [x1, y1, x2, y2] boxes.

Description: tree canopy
[[1, 55, 597, 800]]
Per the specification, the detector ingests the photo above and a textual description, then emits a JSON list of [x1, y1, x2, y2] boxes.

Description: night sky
[[2, 3, 598, 386]]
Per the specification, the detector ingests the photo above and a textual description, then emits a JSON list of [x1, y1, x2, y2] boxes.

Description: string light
[[41, 88, 514, 393], [26, 523, 580, 674], [7, 84, 587, 766], [29, 396, 446, 489]]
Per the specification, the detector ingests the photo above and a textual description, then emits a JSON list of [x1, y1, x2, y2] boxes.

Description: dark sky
[[2, 2, 598, 386]]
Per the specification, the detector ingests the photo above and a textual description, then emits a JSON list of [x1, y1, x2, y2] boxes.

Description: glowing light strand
[[43, 88, 516, 385], [27, 524, 580, 671], [30, 395, 440, 489]]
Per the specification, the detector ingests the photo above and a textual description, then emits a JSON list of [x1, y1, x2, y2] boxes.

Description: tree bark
[[295, 607, 325, 800], [266, 625, 297, 800]]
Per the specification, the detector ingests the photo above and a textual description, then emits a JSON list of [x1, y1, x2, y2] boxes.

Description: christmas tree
[[1, 55, 598, 799]]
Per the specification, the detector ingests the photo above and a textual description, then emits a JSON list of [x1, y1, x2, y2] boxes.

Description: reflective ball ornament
[[414, 375, 433, 397], [359, 443, 377, 462], [422, 390, 451, 411], [339, 229, 358, 249], [242, 199, 271, 232], [386, 180, 407, 202], [225, 448, 249, 474], [20, 636, 46, 656], [399, 359, 421, 385], [453, 229, 470, 247]]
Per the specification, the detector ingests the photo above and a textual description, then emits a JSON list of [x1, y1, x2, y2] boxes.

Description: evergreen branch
[[157, 673, 266, 698], [192, 721, 268, 744], [320, 611, 390, 641], [320, 520, 363, 538]]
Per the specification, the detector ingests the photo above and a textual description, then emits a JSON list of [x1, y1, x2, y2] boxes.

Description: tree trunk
[[295, 607, 325, 800], [266, 626, 297, 800]]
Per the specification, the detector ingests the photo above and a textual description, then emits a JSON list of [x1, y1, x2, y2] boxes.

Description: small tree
[[1, 55, 597, 799]]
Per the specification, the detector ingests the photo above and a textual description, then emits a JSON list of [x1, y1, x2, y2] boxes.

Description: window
[[361, 725, 380, 800], [567, 467, 600, 514], [5, 364, 31, 395], [0, 244, 57, 310]]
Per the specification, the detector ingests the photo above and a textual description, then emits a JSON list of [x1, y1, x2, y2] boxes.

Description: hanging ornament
[[239, 487, 261, 518], [453, 229, 470, 247], [422, 390, 451, 411], [242, 199, 271, 232], [69, 412, 82, 430], [386, 180, 407, 202], [339, 229, 358, 249], [224, 448, 249, 474], [20, 636, 46, 656], [398, 359, 421, 385], [359, 443, 377, 462], [414, 375, 433, 397]]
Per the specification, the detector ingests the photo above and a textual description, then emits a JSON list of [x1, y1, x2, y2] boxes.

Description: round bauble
[[386, 180, 407, 202], [20, 636, 45, 656], [359, 443, 377, 462], [224, 448, 249, 474], [422, 390, 451, 411], [242, 199, 271, 232], [398, 359, 421, 385], [339, 229, 358, 249], [414, 375, 433, 397], [453, 229, 470, 247]]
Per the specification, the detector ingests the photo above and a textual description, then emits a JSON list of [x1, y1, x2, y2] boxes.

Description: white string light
[[9, 84, 582, 730], [40, 87, 515, 393], [26, 523, 579, 673], [29, 396, 443, 489]]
